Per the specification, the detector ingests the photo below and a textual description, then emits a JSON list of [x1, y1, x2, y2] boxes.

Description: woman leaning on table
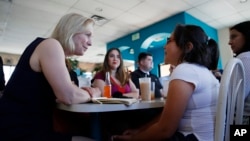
[[0, 13, 101, 141], [112, 24, 220, 141]]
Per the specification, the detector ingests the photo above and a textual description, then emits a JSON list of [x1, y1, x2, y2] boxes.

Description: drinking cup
[[151, 82, 155, 100], [139, 77, 151, 101], [162, 80, 170, 98]]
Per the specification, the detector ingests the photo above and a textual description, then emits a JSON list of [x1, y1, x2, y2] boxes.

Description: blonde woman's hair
[[50, 13, 95, 54]]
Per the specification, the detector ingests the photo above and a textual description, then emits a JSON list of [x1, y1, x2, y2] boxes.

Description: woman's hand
[[111, 129, 139, 141], [81, 87, 101, 98]]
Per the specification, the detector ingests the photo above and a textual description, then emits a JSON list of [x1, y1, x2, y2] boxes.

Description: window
[[3, 65, 15, 83], [158, 63, 171, 77]]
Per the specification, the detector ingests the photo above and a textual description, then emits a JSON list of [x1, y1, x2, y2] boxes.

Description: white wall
[[218, 28, 234, 69]]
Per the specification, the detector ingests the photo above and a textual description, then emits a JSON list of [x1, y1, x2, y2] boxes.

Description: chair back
[[215, 58, 245, 141]]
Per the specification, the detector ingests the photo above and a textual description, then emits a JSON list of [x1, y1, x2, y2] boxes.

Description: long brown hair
[[101, 48, 130, 86]]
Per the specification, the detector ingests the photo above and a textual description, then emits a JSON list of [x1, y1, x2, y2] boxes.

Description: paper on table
[[92, 97, 138, 106]]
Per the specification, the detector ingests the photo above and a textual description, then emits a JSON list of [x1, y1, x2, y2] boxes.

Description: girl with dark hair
[[229, 21, 250, 124], [112, 24, 220, 141]]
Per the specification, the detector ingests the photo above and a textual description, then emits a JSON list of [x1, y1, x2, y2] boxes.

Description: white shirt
[[170, 63, 219, 141], [237, 51, 250, 116]]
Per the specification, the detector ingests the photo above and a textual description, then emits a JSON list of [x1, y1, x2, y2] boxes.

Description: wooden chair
[[215, 58, 245, 141]]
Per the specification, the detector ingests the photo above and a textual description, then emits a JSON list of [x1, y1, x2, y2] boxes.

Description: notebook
[[92, 97, 138, 106]]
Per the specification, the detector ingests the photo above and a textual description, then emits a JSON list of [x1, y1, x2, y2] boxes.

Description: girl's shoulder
[[93, 71, 105, 80]]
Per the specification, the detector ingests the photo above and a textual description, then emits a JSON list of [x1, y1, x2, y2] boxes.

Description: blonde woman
[[0, 13, 100, 141]]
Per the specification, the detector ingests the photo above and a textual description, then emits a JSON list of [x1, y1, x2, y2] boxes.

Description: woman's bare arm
[[123, 79, 139, 98], [30, 39, 93, 105]]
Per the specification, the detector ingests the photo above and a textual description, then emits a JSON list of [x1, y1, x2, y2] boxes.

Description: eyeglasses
[[167, 37, 175, 44]]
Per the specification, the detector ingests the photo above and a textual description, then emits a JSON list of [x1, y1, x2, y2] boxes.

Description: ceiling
[[0, 0, 250, 64]]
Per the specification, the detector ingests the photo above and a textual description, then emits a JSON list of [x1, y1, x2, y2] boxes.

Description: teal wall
[[107, 12, 222, 76]]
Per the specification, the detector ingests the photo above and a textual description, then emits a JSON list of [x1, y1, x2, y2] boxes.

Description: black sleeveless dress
[[0, 38, 72, 141]]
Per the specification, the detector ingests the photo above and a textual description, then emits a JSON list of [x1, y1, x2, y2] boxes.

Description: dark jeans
[[99, 108, 163, 141]]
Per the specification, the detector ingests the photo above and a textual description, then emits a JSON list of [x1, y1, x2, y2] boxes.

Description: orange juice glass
[[103, 85, 111, 98]]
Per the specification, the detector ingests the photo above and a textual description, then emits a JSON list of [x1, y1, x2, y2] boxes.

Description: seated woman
[[92, 48, 139, 98], [0, 13, 101, 141], [228, 21, 250, 125], [112, 24, 220, 141]]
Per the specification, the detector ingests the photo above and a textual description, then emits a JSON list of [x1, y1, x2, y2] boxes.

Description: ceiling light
[[91, 15, 109, 26], [97, 53, 105, 56], [240, 0, 247, 3]]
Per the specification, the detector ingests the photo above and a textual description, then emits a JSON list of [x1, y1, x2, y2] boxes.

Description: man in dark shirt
[[130, 52, 163, 98]]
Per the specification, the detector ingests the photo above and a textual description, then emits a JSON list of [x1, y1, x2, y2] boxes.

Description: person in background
[[66, 59, 79, 86], [112, 24, 220, 141], [130, 52, 163, 98], [0, 56, 5, 96], [0, 13, 101, 141], [92, 47, 139, 98], [229, 21, 250, 125]]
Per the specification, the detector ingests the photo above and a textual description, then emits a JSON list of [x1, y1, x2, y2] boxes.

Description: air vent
[[91, 15, 109, 26]]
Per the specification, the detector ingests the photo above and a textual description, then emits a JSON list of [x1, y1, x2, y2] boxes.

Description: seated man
[[130, 52, 163, 98]]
